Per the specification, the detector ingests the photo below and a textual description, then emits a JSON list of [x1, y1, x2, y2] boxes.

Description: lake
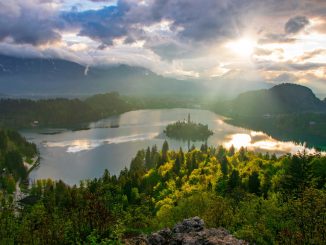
[[21, 109, 315, 185]]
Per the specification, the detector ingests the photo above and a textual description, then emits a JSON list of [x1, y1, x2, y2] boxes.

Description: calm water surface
[[21, 109, 314, 185]]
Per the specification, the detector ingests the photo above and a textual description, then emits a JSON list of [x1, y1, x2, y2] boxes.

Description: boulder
[[126, 217, 247, 245]]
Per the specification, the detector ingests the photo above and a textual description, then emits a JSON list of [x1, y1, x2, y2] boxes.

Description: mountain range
[[0, 55, 270, 98]]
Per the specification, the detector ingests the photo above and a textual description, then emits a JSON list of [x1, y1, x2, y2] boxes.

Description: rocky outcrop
[[125, 217, 247, 245]]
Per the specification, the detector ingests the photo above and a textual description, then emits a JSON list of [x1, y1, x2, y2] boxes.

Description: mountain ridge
[[0, 54, 271, 98], [222, 83, 326, 116]]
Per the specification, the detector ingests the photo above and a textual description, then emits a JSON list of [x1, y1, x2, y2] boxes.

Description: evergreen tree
[[160, 140, 169, 166], [217, 145, 226, 160], [145, 147, 151, 169], [238, 146, 247, 161], [229, 145, 235, 156], [280, 152, 313, 196], [248, 171, 260, 195], [228, 170, 240, 191], [200, 143, 208, 152], [221, 156, 229, 177], [174, 156, 181, 174], [151, 145, 159, 167]]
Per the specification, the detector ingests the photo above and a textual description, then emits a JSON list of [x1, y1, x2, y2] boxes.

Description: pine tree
[[228, 170, 240, 191], [221, 156, 229, 177], [248, 171, 260, 195], [159, 140, 169, 166], [145, 147, 151, 169], [229, 145, 235, 156]]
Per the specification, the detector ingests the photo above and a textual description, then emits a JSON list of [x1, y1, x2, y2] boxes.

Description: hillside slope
[[221, 83, 326, 116]]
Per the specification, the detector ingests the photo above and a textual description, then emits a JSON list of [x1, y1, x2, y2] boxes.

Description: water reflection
[[45, 133, 159, 153], [224, 131, 318, 154]]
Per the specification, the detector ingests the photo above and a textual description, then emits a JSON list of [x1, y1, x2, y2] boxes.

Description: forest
[[0, 93, 198, 129], [0, 138, 325, 244], [0, 92, 134, 129], [0, 129, 37, 193]]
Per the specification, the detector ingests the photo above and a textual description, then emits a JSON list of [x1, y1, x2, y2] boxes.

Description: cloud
[[0, 0, 325, 96], [64, 0, 297, 48], [271, 73, 298, 83], [285, 16, 310, 34], [256, 60, 325, 72], [88, 0, 115, 2], [294, 49, 326, 62], [0, 0, 62, 45], [258, 34, 296, 44], [61, 2, 131, 45]]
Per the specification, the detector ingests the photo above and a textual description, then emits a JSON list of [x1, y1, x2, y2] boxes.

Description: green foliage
[[164, 119, 213, 141], [248, 171, 260, 195], [0, 144, 325, 244], [0, 129, 38, 193]]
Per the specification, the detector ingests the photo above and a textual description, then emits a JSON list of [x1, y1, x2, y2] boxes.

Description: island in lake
[[164, 113, 213, 141]]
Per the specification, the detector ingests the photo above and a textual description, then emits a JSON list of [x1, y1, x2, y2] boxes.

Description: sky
[[0, 0, 325, 97]]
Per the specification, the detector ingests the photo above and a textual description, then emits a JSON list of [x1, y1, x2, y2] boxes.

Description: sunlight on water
[[225, 133, 252, 148], [224, 131, 318, 154], [45, 133, 159, 153]]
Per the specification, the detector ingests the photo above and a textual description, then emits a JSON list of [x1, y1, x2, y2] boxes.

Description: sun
[[225, 37, 257, 57]]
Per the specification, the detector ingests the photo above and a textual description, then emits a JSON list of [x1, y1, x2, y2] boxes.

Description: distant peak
[[269, 83, 313, 93]]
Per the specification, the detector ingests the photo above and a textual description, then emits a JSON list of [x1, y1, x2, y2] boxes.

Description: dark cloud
[[1, 0, 322, 50], [0, 1, 62, 45], [60, 0, 324, 50], [285, 16, 310, 34], [61, 0, 259, 47], [148, 0, 244, 42], [1, 0, 326, 73], [61, 2, 130, 45]]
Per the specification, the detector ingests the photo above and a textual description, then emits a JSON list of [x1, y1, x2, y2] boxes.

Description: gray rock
[[148, 232, 165, 245], [158, 228, 172, 239], [126, 217, 248, 245], [173, 216, 205, 233]]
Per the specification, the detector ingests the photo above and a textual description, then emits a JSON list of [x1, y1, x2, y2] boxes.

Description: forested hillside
[[0, 129, 37, 194], [0, 142, 325, 244], [0, 92, 133, 128], [217, 83, 325, 116], [214, 84, 326, 149]]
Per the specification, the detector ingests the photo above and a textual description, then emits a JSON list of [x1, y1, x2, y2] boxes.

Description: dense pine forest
[[0, 137, 325, 244], [0, 129, 37, 194]]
